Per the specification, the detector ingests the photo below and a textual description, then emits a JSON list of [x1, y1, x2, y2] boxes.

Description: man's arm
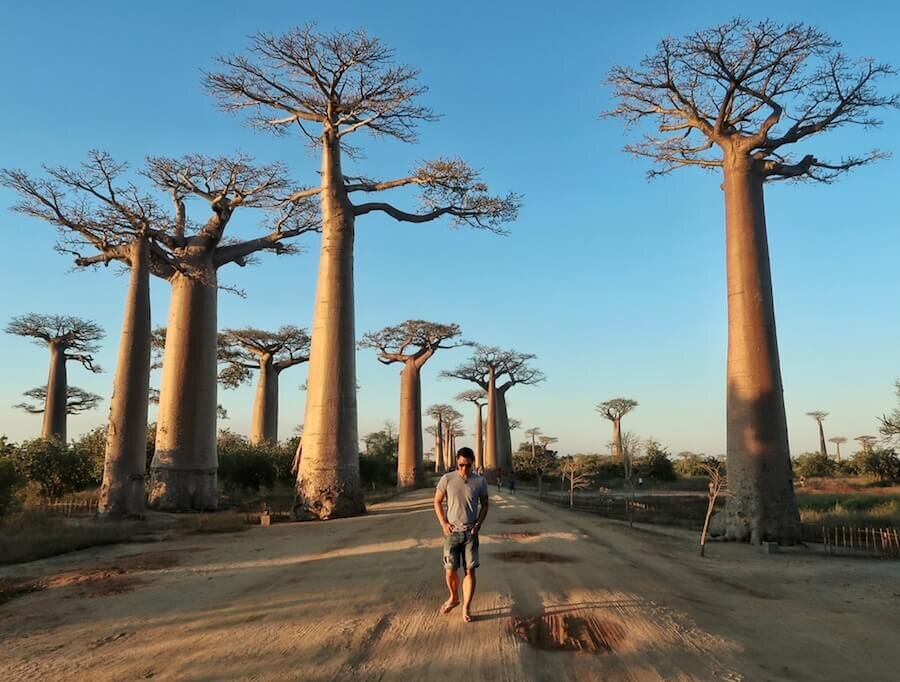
[[473, 494, 489, 534], [434, 487, 451, 536]]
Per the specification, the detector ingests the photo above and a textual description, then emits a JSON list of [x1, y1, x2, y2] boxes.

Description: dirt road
[[1, 489, 898, 681]]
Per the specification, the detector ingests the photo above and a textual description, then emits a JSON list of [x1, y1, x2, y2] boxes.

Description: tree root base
[[148, 468, 217, 511]]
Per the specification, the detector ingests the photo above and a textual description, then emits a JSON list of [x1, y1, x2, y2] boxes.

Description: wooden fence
[[27, 497, 100, 517], [802, 524, 900, 559]]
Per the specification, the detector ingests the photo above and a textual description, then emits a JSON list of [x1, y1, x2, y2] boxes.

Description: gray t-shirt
[[437, 471, 489, 530]]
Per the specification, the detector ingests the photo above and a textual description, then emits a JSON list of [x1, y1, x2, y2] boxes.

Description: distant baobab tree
[[536, 435, 559, 499], [15, 386, 101, 418], [218, 326, 311, 445], [5, 314, 103, 443], [456, 389, 488, 471], [443, 346, 544, 479], [525, 427, 543, 460], [855, 435, 877, 455], [360, 321, 463, 487], [606, 19, 897, 543], [828, 436, 847, 462], [806, 411, 829, 457], [206, 25, 520, 519], [426, 404, 458, 472], [596, 399, 638, 480]]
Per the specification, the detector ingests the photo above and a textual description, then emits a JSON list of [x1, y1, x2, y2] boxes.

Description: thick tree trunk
[[295, 133, 364, 519], [250, 356, 279, 445], [835, 442, 841, 462], [722, 158, 800, 544], [42, 342, 67, 442], [397, 362, 421, 487], [474, 405, 484, 471], [98, 238, 151, 518], [484, 369, 498, 481], [817, 421, 827, 458], [149, 260, 219, 511], [495, 387, 514, 474]]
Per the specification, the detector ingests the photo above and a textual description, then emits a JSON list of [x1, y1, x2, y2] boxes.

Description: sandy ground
[[1, 489, 898, 681]]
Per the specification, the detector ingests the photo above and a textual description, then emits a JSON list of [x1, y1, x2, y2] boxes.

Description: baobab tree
[[145, 155, 318, 511], [218, 326, 311, 445], [596, 399, 638, 480], [360, 321, 463, 487], [535, 435, 558, 498], [806, 411, 829, 456], [15, 386, 101, 417], [855, 435, 877, 455], [443, 346, 544, 480], [1, 154, 184, 517], [456, 389, 487, 470], [5, 314, 103, 443], [828, 436, 847, 462], [206, 25, 520, 519], [525, 427, 543, 460], [444, 410, 465, 466], [605, 19, 896, 543]]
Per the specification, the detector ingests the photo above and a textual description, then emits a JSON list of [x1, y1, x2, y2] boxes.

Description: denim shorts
[[443, 530, 480, 570]]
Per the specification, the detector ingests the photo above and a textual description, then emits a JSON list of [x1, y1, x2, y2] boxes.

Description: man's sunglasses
[[457, 461, 473, 468]]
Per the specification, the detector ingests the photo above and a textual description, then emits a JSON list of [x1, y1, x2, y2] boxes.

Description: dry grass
[[0, 512, 151, 566]]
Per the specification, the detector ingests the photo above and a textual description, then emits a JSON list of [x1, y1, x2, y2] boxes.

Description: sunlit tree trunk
[[612, 418, 624, 477], [484, 367, 498, 480], [98, 238, 151, 517], [817, 420, 827, 457], [150, 259, 219, 511], [250, 355, 279, 445], [474, 404, 484, 471], [434, 416, 444, 472], [723, 156, 800, 544], [495, 386, 513, 473], [42, 342, 68, 442], [397, 361, 422, 487], [296, 133, 365, 519]]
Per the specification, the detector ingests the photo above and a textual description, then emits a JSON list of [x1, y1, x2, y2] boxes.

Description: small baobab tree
[[596, 398, 638, 481], [5, 314, 103, 443], [426, 404, 457, 473], [145, 155, 318, 511], [525, 427, 543, 460], [828, 436, 847, 463], [443, 346, 544, 480], [15, 386, 101, 419], [855, 435, 877, 455], [218, 326, 311, 445], [806, 411, 829, 456], [360, 321, 463, 487], [456, 389, 488, 470], [535, 435, 558, 499], [605, 19, 897, 542], [207, 25, 520, 519]]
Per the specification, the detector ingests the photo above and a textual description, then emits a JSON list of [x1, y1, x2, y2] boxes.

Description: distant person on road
[[507, 472, 516, 495], [496, 467, 503, 491], [434, 447, 489, 623]]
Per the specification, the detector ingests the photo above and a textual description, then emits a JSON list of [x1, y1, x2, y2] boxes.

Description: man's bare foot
[[441, 598, 460, 614], [463, 611, 474, 623]]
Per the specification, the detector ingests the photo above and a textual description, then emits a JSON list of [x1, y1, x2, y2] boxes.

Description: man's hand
[[471, 522, 481, 535], [441, 522, 452, 537]]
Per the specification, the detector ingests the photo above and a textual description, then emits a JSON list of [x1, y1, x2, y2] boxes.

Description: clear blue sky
[[1, 1, 898, 457]]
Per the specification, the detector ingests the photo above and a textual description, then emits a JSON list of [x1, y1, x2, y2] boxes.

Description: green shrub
[[0, 457, 24, 516], [852, 449, 900, 482], [359, 453, 397, 486], [218, 448, 277, 492], [636, 443, 676, 481], [72, 425, 107, 482], [793, 452, 835, 478], [13, 438, 97, 499]]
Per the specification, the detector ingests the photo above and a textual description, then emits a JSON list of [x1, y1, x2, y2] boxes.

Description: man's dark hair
[[456, 447, 475, 462]]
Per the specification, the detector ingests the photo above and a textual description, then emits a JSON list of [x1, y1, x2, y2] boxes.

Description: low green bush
[[12, 438, 97, 499], [0, 457, 24, 517]]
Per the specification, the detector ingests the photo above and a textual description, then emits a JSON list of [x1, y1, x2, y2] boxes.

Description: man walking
[[434, 447, 489, 623]]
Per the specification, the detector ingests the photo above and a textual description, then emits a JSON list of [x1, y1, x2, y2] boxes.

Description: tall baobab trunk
[[250, 355, 279, 445], [98, 238, 151, 518], [149, 260, 219, 511], [42, 342, 68, 442], [612, 418, 624, 477], [817, 420, 827, 458], [434, 417, 444, 472], [722, 157, 800, 544], [296, 134, 365, 519], [397, 361, 422, 487], [835, 442, 842, 462], [484, 368, 498, 480], [495, 387, 514, 474], [474, 404, 484, 471]]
